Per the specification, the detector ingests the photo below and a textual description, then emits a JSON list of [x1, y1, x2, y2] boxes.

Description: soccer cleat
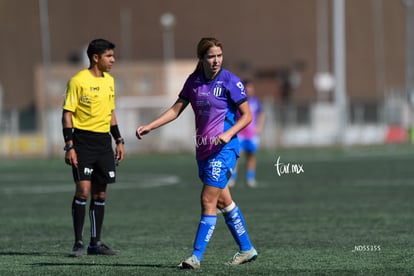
[[247, 179, 257, 188], [69, 240, 84, 257], [87, 242, 116, 255], [226, 248, 258, 265], [177, 255, 200, 269]]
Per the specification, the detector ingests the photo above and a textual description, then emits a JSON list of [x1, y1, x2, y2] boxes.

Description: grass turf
[[0, 144, 413, 275]]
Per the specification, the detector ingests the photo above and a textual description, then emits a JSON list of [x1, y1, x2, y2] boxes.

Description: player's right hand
[[136, 126, 150, 139]]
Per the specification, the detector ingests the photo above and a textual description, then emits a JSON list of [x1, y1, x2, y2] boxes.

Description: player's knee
[[200, 194, 217, 212], [75, 188, 89, 199], [217, 198, 232, 210], [200, 193, 212, 205], [75, 192, 88, 200], [91, 192, 106, 201]]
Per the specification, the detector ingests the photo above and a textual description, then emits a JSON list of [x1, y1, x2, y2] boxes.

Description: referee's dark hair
[[86, 38, 115, 62]]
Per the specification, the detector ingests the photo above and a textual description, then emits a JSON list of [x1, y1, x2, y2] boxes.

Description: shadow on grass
[[31, 262, 176, 269], [0, 252, 177, 269], [0, 251, 59, 257]]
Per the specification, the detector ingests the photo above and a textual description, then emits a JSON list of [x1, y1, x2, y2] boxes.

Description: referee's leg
[[90, 181, 107, 246]]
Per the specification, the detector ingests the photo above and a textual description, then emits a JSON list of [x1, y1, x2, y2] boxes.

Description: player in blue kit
[[228, 79, 265, 188], [136, 37, 258, 269]]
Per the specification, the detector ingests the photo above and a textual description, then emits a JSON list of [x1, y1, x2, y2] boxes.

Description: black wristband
[[110, 125, 122, 140], [63, 144, 74, 152], [63, 128, 73, 142]]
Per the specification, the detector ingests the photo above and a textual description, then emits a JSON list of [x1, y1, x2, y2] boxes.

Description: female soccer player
[[136, 37, 257, 269]]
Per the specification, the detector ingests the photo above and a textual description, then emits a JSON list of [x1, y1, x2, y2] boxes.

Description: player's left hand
[[115, 144, 124, 164], [136, 126, 151, 139], [65, 148, 78, 168]]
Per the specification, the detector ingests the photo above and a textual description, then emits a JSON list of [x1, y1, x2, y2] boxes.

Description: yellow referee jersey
[[63, 69, 115, 133]]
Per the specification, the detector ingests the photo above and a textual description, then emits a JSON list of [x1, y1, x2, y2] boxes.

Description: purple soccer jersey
[[179, 69, 247, 160], [238, 96, 262, 139]]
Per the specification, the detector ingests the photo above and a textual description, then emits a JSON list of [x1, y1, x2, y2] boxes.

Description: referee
[[62, 38, 125, 257]]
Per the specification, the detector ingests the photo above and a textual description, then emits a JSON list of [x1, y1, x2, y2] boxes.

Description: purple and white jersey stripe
[[179, 68, 247, 160]]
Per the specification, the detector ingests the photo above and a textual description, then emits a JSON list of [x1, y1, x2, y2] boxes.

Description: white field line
[[1, 174, 180, 195]]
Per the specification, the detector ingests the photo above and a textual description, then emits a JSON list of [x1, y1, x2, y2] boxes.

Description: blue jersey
[[179, 68, 247, 160]]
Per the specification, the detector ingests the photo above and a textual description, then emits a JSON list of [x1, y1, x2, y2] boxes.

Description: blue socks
[[230, 170, 256, 182], [191, 202, 253, 262], [246, 169, 255, 182], [223, 202, 253, 252], [192, 215, 217, 262]]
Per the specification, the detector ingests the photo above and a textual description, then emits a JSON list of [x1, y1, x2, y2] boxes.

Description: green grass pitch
[[1, 144, 413, 275]]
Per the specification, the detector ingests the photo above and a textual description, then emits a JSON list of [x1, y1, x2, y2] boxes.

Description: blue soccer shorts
[[239, 135, 259, 154], [197, 148, 237, 189]]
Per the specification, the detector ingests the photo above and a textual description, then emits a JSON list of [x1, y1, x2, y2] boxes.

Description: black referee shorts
[[72, 129, 116, 184]]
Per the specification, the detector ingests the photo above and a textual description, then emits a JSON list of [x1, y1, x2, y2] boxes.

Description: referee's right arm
[[62, 110, 77, 167], [62, 110, 73, 143]]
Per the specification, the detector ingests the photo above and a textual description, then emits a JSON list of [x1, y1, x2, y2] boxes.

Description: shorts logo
[[84, 167, 93, 176], [209, 159, 222, 181], [108, 171, 115, 178]]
